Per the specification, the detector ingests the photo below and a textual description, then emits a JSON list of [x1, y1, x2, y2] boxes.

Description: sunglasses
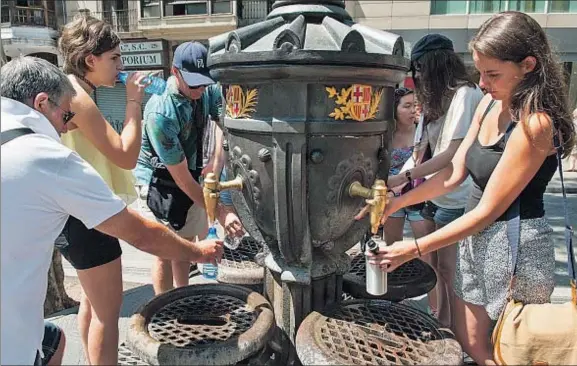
[[48, 99, 75, 124]]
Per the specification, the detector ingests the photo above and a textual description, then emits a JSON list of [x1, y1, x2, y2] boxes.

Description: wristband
[[405, 170, 412, 182], [414, 238, 422, 257]]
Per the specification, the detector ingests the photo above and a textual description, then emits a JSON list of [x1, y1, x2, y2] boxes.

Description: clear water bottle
[[117, 71, 166, 95], [224, 233, 250, 250], [202, 226, 219, 280]]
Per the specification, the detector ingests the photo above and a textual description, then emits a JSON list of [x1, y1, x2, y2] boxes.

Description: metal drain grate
[[349, 250, 429, 284], [118, 343, 147, 365], [343, 248, 437, 301], [148, 294, 258, 347], [297, 300, 461, 365], [221, 236, 262, 270]]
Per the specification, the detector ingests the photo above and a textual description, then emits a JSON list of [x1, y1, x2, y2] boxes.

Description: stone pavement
[[51, 172, 576, 365]]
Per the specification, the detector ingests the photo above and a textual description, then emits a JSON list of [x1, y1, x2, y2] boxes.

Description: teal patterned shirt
[[133, 76, 222, 185]]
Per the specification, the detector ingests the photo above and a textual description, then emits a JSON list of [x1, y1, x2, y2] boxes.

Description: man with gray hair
[[1, 56, 224, 365]]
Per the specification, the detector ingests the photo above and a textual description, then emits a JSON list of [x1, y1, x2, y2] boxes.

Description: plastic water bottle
[[117, 71, 166, 95], [202, 226, 219, 280]]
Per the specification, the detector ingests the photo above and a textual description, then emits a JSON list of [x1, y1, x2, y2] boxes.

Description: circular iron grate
[[127, 284, 275, 365], [296, 300, 462, 365], [148, 294, 257, 347], [342, 249, 436, 301], [217, 237, 265, 285], [221, 236, 262, 270]]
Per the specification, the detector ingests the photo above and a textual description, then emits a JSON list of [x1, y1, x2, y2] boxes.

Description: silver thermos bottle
[[365, 237, 387, 296]]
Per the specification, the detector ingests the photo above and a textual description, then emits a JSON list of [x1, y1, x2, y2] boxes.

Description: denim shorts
[[34, 321, 62, 366], [389, 207, 424, 222], [420, 201, 465, 226]]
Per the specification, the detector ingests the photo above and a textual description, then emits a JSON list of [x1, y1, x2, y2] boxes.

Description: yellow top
[[61, 129, 137, 205]]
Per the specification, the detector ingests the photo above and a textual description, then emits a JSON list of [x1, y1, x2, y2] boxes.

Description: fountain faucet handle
[[202, 172, 244, 224], [349, 179, 388, 235]]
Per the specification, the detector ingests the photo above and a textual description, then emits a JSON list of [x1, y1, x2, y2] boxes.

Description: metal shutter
[[95, 83, 152, 133]]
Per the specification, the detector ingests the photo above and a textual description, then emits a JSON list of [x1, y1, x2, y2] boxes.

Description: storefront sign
[[121, 53, 163, 67], [120, 41, 163, 53]]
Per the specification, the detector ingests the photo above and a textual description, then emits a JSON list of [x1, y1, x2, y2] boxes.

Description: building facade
[[1, 0, 65, 65], [346, 0, 577, 108], [61, 0, 272, 128]]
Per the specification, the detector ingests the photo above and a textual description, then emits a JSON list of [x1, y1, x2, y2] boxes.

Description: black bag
[[146, 100, 206, 230]]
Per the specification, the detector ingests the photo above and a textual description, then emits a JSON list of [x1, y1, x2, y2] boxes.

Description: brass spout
[[203, 172, 244, 224], [349, 179, 388, 235]]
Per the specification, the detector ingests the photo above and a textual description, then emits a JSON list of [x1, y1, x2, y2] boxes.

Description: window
[[469, 0, 507, 13], [509, 0, 546, 12], [212, 0, 232, 14], [549, 0, 577, 13], [430, 0, 468, 14], [141, 0, 160, 17], [165, 1, 208, 16]]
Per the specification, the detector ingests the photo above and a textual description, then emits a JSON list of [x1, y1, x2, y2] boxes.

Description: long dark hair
[[470, 11, 575, 157], [413, 49, 476, 122]]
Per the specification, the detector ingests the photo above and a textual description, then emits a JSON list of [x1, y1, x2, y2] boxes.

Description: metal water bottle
[[365, 237, 387, 296]]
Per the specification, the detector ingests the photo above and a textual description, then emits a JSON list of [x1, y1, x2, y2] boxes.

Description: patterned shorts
[[454, 217, 555, 320]]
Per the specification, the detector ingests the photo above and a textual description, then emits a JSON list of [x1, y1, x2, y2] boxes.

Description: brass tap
[[349, 179, 388, 235], [203, 172, 244, 224]]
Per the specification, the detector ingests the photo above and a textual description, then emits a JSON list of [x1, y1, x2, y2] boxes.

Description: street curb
[[546, 185, 577, 194]]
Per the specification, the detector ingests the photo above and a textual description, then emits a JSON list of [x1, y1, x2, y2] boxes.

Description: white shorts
[[135, 185, 208, 240]]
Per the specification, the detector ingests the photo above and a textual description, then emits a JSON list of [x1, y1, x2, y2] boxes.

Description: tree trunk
[[44, 247, 79, 316]]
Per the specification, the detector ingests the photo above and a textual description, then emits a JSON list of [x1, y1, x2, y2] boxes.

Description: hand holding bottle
[[118, 71, 166, 96], [196, 236, 224, 265], [121, 71, 148, 104]]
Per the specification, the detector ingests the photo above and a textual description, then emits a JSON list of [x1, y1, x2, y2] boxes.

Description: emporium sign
[[120, 40, 166, 69]]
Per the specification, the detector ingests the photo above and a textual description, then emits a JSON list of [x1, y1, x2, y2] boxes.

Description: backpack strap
[[1, 127, 35, 146]]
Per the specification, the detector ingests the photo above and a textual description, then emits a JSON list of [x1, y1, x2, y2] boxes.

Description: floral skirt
[[454, 217, 555, 320]]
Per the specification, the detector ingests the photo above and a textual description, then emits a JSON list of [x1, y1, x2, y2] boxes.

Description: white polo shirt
[[1, 97, 126, 365]]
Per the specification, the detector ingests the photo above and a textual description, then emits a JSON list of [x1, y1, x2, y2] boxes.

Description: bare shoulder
[[68, 77, 97, 109], [517, 112, 554, 152], [471, 93, 494, 126]]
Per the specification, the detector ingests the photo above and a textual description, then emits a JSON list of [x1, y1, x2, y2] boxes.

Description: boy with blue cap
[[134, 41, 244, 294]]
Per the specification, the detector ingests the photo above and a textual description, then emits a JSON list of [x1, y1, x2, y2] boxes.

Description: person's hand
[[354, 193, 400, 224], [387, 174, 407, 189], [367, 240, 419, 272], [195, 238, 224, 265], [125, 72, 148, 104], [217, 206, 245, 238]]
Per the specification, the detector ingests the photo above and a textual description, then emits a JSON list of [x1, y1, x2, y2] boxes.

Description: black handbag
[[146, 100, 205, 230]]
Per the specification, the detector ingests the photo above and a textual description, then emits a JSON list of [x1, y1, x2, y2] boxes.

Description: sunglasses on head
[[48, 99, 75, 124], [395, 87, 413, 97]]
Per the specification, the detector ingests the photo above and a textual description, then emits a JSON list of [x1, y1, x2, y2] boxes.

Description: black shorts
[[34, 321, 62, 366], [56, 216, 122, 270]]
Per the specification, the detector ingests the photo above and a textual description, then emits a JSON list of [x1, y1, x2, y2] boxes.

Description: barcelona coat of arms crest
[[326, 84, 383, 122], [226, 85, 258, 119]]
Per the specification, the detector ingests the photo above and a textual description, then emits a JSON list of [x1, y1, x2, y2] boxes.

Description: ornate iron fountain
[[126, 1, 459, 364]]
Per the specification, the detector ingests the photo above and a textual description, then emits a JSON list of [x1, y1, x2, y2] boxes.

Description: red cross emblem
[[227, 85, 243, 118], [350, 84, 372, 121]]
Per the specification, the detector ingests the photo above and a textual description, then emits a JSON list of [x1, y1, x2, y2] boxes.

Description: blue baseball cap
[[172, 41, 214, 87]]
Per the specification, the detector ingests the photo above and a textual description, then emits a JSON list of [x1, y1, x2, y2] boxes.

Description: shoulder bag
[[146, 101, 205, 231], [492, 120, 577, 365]]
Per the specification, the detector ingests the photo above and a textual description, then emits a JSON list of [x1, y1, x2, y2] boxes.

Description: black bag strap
[[1, 127, 35, 146], [506, 120, 575, 286], [146, 99, 205, 174]]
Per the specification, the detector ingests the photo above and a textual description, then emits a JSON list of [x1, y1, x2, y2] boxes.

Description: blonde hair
[[58, 15, 120, 76]]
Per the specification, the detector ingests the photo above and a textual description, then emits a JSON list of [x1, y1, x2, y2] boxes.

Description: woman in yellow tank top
[[57, 15, 148, 365]]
